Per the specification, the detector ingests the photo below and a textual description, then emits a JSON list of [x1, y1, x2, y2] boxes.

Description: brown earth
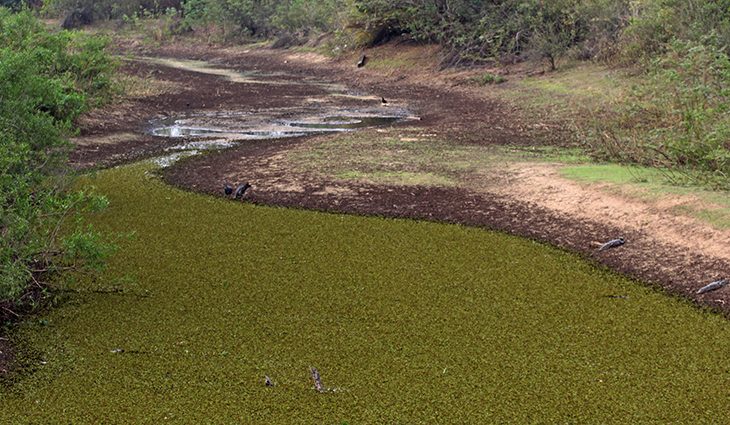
[[70, 40, 730, 315]]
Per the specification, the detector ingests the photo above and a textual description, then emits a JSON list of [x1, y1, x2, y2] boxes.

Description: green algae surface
[[2, 163, 730, 423]]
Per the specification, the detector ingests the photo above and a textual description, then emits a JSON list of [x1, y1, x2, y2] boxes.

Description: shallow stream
[[136, 56, 418, 165]]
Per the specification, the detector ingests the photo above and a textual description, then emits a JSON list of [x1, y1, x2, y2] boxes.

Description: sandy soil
[[494, 162, 730, 263]]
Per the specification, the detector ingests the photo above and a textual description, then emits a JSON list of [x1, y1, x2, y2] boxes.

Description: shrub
[[618, 0, 730, 62], [44, 0, 182, 23], [181, 0, 344, 41], [583, 38, 730, 187], [0, 8, 115, 302], [470, 72, 507, 86]]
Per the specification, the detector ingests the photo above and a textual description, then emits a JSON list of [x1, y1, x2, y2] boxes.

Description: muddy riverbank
[[71, 44, 730, 314]]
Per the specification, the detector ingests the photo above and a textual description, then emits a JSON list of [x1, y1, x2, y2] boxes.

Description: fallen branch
[[1, 307, 20, 318]]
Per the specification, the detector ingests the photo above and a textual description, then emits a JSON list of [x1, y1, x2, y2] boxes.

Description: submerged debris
[[265, 375, 274, 387], [310, 367, 324, 393], [234, 183, 251, 200], [598, 237, 625, 252], [696, 279, 728, 295]]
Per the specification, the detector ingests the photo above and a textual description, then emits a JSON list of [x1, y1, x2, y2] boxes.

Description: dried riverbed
[[3, 43, 730, 422]]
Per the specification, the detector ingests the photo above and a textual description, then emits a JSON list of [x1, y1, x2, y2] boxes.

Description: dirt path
[[73, 42, 730, 313]]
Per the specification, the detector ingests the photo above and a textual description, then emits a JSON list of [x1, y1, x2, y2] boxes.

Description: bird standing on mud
[[598, 237, 625, 252], [234, 183, 252, 200], [697, 278, 728, 295]]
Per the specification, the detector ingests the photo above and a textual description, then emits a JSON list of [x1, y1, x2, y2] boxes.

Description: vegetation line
[[0, 9, 115, 307]]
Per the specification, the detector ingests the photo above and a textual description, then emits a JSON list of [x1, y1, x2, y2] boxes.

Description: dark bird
[[598, 237, 625, 252], [381, 96, 388, 105], [310, 367, 324, 393], [265, 375, 274, 387], [697, 278, 728, 295], [234, 183, 251, 200], [224, 183, 233, 196], [357, 54, 368, 68]]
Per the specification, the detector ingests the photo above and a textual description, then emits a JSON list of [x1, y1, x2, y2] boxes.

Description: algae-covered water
[[2, 163, 730, 423]]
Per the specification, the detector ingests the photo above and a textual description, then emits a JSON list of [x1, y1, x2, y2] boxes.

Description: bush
[[619, 0, 730, 63], [181, 0, 343, 41], [345, 0, 603, 68], [583, 38, 730, 187], [44, 0, 182, 23], [470, 72, 507, 86], [0, 0, 23, 10], [0, 8, 115, 302]]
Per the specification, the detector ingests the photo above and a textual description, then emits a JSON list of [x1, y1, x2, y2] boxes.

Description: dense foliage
[[588, 38, 730, 187], [180, 0, 344, 40], [167, 0, 730, 66], [42, 0, 730, 67], [44, 0, 182, 21], [0, 8, 115, 302]]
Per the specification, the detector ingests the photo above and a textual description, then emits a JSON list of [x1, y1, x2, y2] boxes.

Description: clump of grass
[[470, 71, 507, 85], [499, 146, 590, 163], [3, 163, 730, 422]]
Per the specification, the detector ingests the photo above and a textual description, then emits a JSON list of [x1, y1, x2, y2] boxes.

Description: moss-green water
[[2, 163, 730, 423]]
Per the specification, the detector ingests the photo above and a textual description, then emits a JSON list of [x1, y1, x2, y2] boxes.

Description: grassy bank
[[1, 163, 730, 422]]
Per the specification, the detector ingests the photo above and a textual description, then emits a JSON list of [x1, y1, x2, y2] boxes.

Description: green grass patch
[[560, 163, 730, 229], [289, 45, 335, 57], [289, 132, 497, 185], [364, 49, 428, 72], [493, 63, 633, 121], [518, 64, 626, 104], [2, 163, 730, 422], [498, 145, 591, 164], [560, 164, 666, 185]]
